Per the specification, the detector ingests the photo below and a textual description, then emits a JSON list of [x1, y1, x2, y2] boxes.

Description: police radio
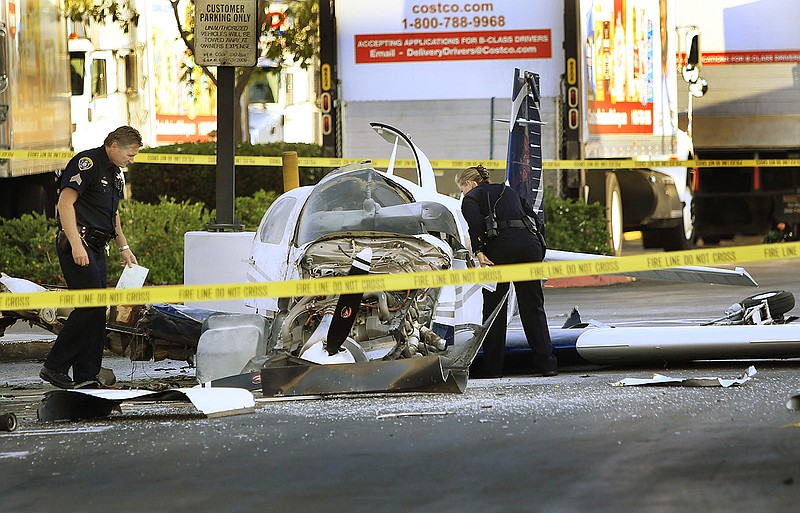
[[484, 184, 506, 240], [484, 213, 499, 240]]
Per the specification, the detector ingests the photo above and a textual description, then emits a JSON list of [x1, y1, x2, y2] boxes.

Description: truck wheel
[[585, 171, 624, 256], [605, 173, 624, 256], [740, 290, 795, 317], [642, 196, 696, 251], [641, 229, 664, 249], [642, 223, 693, 251]]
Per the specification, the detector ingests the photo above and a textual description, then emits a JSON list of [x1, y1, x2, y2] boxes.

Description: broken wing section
[[545, 249, 758, 287]]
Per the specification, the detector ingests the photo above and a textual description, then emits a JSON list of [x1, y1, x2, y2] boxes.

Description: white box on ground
[[184, 231, 256, 313]]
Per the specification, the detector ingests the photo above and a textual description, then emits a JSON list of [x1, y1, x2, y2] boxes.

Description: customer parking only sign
[[194, 0, 258, 67]]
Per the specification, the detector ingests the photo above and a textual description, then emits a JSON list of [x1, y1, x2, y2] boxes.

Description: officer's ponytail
[[456, 164, 491, 187]]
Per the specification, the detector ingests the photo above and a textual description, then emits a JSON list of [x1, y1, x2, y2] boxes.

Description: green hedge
[[127, 142, 324, 208], [0, 212, 62, 285], [543, 189, 612, 255], [116, 198, 210, 285], [0, 189, 610, 287], [0, 192, 277, 287]]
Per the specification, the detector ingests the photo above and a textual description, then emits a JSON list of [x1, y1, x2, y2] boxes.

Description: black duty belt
[[496, 219, 529, 230], [77, 226, 115, 248]]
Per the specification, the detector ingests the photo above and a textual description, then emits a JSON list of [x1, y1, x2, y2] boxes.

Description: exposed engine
[[279, 236, 451, 361]]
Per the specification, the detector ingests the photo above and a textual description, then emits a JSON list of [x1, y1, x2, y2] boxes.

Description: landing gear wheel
[[0, 412, 17, 432], [739, 291, 795, 317]]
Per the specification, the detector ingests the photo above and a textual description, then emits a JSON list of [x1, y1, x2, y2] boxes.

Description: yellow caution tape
[[2, 149, 799, 170], [0, 150, 75, 161], [3, 242, 800, 310]]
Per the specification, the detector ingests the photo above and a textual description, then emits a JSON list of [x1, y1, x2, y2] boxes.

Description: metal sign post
[[194, 0, 258, 231]]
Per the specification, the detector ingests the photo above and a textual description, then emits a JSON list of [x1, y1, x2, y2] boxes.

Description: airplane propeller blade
[[326, 247, 373, 355]]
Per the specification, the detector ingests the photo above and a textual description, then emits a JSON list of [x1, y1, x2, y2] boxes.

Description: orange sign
[[9, 1, 16, 38]]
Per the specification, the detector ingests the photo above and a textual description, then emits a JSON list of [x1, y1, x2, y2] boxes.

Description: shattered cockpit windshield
[[296, 167, 424, 245]]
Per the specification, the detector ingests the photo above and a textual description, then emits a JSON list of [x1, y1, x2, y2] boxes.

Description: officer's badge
[[69, 174, 83, 186], [78, 157, 94, 170]]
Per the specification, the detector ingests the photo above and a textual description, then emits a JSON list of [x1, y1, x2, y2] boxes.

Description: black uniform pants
[[44, 233, 108, 383], [470, 229, 557, 377], [473, 280, 557, 377]]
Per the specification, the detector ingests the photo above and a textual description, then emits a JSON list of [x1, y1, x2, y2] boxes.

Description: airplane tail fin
[[506, 69, 546, 226]]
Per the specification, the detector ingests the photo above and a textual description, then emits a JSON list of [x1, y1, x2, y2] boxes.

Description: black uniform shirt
[[60, 145, 122, 234], [462, 183, 536, 254]]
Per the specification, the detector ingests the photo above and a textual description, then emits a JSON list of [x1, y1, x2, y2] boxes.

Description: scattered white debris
[[38, 388, 256, 422], [611, 366, 757, 388], [5, 426, 113, 436], [376, 411, 454, 420], [0, 451, 31, 459]]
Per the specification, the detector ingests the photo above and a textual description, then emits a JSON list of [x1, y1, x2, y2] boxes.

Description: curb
[[545, 274, 634, 288], [0, 340, 53, 363]]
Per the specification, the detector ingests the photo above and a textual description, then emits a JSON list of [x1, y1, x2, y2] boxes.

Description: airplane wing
[[546, 249, 758, 287]]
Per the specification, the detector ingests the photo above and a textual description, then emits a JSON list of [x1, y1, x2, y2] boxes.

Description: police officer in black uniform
[[456, 165, 557, 378], [39, 126, 142, 389]]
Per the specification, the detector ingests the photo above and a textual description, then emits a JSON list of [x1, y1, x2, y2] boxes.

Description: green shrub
[[126, 142, 324, 208], [113, 193, 277, 285], [543, 189, 612, 255], [0, 194, 280, 287], [115, 198, 211, 285], [0, 212, 61, 285]]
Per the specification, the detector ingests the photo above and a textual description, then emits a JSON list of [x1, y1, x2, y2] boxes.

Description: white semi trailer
[[0, 0, 72, 217], [326, 0, 702, 254]]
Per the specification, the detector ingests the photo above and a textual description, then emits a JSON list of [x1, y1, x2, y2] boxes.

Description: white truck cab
[[68, 36, 132, 152]]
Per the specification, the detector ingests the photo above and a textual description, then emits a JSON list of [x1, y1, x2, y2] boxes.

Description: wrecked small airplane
[[1, 70, 797, 397]]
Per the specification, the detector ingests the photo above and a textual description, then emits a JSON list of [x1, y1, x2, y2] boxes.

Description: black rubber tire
[[641, 201, 696, 251], [661, 221, 695, 251], [739, 290, 795, 317], [641, 228, 667, 249], [585, 171, 623, 256], [0, 412, 17, 432]]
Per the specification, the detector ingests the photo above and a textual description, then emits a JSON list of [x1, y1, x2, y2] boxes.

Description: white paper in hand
[[116, 264, 149, 289]]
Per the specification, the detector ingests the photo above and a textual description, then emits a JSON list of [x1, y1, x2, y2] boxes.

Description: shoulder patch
[[78, 157, 94, 171]]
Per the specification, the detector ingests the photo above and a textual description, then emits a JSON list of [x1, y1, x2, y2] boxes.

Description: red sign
[[587, 102, 654, 135], [8, 1, 16, 38], [700, 50, 800, 65], [354, 29, 551, 64]]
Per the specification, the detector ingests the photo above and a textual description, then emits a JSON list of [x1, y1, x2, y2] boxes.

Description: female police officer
[[39, 126, 142, 389], [456, 165, 557, 378]]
